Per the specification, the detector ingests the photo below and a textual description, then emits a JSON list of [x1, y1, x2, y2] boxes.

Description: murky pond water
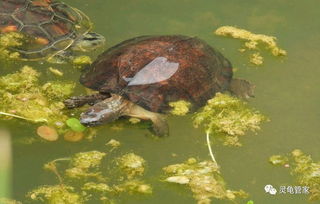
[[1, 0, 320, 203]]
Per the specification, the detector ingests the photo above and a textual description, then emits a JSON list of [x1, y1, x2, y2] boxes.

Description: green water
[[1, 0, 320, 203]]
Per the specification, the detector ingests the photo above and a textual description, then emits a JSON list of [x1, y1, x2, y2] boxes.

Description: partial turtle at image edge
[[0, 0, 105, 62]]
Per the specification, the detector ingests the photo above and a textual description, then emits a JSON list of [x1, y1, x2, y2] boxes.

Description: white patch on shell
[[127, 57, 179, 86]]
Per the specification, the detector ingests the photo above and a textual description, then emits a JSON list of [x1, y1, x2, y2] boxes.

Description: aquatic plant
[[116, 153, 146, 179], [215, 26, 286, 65], [0, 66, 75, 127], [72, 55, 92, 66], [0, 198, 22, 204], [26, 148, 152, 204], [66, 118, 86, 132], [0, 66, 96, 142], [28, 185, 83, 204], [36, 125, 59, 141], [269, 149, 320, 201], [0, 32, 23, 61], [63, 131, 85, 142], [113, 180, 152, 194], [48, 67, 64, 76], [162, 158, 248, 204], [193, 93, 267, 147], [169, 100, 192, 116]]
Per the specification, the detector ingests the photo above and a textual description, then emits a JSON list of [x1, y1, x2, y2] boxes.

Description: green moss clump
[[27, 149, 152, 203], [114, 180, 152, 194], [71, 151, 106, 169], [0, 65, 39, 92], [106, 139, 121, 148], [163, 158, 248, 203], [169, 100, 192, 116], [65, 151, 106, 180], [72, 55, 92, 66], [28, 185, 83, 204], [42, 82, 75, 100], [291, 150, 320, 201], [0, 32, 24, 61], [269, 155, 289, 166], [0, 198, 22, 204], [0, 66, 75, 127], [82, 182, 112, 193], [269, 149, 320, 201], [116, 153, 146, 179], [215, 26, 287, 66], [193, 93, 267, 146]]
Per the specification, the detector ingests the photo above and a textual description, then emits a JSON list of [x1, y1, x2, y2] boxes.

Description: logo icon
[[264, 184, 277, 195]]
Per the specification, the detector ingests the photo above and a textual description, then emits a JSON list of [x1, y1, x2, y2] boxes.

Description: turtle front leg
[[125, 102, 169, 137], [64, 93, 110, 109]]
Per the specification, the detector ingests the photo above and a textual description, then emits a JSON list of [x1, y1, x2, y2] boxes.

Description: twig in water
[[206, 131, 217, 164]]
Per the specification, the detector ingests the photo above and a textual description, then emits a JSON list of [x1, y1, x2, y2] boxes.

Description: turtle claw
[[150, 115, 169, 137]]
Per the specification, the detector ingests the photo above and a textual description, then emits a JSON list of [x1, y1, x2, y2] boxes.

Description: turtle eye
[[83, 37, 99, 41]]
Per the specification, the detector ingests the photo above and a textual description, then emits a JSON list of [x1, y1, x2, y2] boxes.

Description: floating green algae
[[269, 154, 289, 166], [0, 32, 23, 61], [26, 148, 152, 204], [72, 55, 92, 67], [0, 66, 75, 127], [269, 149, 320, 201], [113, 180, 152, 195], [215, 26, 286, 66], [65, 151, 106, 180], [169, 100, 192, 116], [28, 185, 83, 204], [0, 198, 22, 204], [48, 67, 64, 76], [193, 93, 267, 147], [116, 153, 146, 179], [162, 158, 248, 204]]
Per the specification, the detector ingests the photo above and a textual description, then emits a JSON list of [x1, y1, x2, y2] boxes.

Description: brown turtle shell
[[0, 0, 92, 59], [80, 35, 233, 113]]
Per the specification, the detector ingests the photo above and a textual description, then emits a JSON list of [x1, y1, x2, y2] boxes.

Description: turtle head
[[230, 78, 255, 99], [72, 32, 106, 52], [80, 95, 125, 126]]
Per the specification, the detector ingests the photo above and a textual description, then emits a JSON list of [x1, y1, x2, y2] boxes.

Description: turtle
[[0, 0, 105, 62], [64, 35, 255, 136]]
